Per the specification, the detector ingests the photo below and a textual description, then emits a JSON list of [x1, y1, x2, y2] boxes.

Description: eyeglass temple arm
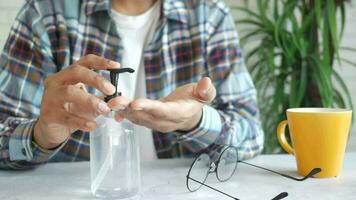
[[186, 176, 239, 200], [238, 161, 321, 181], [272, 192, 289, 200], [187, 176, 288, 200]]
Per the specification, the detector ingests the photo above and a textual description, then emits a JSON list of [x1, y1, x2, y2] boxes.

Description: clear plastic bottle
[[90, 68, 140, 199]]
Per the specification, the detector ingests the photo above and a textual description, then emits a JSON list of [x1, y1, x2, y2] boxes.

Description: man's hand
[[34, 54, 120, 150], [110, 77, 216, 133]]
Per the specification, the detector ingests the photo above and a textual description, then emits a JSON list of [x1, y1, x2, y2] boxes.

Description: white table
[[0, 153, 355, 200]]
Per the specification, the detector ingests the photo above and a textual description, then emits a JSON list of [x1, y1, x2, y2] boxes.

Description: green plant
[[232, 0, 355, 153]]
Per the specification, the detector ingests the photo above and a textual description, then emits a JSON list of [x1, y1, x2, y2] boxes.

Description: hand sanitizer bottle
[[90, 68, 140, 199]]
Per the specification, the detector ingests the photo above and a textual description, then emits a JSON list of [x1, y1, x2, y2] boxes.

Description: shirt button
[[21, 148, 26, 156]]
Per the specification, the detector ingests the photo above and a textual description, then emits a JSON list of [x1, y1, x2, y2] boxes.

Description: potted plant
[[233, 0, 355, 153]]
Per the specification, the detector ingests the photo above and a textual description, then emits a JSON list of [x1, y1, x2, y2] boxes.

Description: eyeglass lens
[[217, 146, 239, 182], [186, 153, 211, 192]]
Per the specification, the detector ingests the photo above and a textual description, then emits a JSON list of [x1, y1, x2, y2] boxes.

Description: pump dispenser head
[[104, 68, 135, 102]]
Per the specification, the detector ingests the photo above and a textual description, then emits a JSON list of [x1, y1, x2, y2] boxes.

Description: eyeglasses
[[186, 146, 322, 200]]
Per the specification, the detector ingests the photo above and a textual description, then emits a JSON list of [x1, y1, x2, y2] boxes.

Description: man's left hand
[[108, 77, 216, 133]]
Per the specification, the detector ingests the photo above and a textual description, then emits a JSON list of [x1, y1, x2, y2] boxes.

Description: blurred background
[[0, 0, 355, 152]]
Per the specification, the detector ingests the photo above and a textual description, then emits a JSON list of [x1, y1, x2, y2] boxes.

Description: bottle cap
[[104, 68, 135, 102]]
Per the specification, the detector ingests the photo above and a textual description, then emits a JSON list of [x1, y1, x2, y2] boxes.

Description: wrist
[[178, 107, 203, 132], [33, 121, 63, 150]]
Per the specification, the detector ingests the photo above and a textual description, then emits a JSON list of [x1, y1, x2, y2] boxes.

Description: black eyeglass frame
[[186, 145, 322, 199], [186, 146, 238, 192]]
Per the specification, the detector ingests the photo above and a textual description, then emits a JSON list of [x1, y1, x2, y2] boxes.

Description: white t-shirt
[[111, 1, 161, 161]]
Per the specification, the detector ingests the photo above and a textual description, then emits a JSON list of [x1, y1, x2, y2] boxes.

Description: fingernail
[[133, 107, 143, 111], [86, 121, 96, 129], [98, 101, 110, 113], [108, 60, 121, 68], [112, 104, 126, 111], [103, 80, 115, 94], [115, 114, 124, 122]]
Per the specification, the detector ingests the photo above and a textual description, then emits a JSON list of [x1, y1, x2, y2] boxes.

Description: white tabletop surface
[[0, 153, 355, 200]]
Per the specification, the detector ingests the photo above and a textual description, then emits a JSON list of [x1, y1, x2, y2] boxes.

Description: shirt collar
[[83, 0, 189, 24]]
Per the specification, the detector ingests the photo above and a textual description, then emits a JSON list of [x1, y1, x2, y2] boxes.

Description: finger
[[196, 77, 216, 103], [130, 98, 169, 118], [107, 96, 132, 111], [124, 110, 154, 126], [114, 112, 124, 122], [55, 109, 96, 132], [74, 54, 121, 70], [123, 110, 177, 132], [130, 98, 192, 122], [98, 95, 105, 101], [60, 85, 111, 117], [56, 65, 115, 95]]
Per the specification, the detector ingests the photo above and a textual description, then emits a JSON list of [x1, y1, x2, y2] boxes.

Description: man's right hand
[[34, 54, 121, 150]]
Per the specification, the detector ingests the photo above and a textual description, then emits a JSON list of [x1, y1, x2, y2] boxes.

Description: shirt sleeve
[[0, 1, 62, 169], [177, 4, 264, 160]]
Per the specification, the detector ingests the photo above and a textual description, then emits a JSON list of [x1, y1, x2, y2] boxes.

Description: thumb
[[195, 77, 216, 103]]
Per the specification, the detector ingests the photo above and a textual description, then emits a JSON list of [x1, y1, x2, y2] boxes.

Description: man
[[0, 0, 263, 169]]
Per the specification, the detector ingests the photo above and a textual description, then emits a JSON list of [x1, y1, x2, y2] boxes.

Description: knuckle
[[75, 82, 87, 91], [158, 111, 168, 119], [87, 96, 100, 112], [67, 64, 78, 71], [100, 56, 110, 65], [85, 54, 97, 61], [87, 95, 97, 106], [63, 102, 74, 113], [84, 53, 95, 59], [63, 85, 77, 96], [93, 74, 104, 86], [70, 65, 85, 75]]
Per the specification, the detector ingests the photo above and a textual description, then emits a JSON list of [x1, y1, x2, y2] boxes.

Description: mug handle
[[277, 120, 295, 155]]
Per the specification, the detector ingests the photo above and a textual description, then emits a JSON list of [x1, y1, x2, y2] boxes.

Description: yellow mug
[[277, 108, 352, 178]]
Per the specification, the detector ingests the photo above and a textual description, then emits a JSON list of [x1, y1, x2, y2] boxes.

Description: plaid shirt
[[0, 0, 264, 169]]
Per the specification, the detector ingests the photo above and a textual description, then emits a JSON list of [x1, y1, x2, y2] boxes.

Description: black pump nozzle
[[104, 68, 135, 102]]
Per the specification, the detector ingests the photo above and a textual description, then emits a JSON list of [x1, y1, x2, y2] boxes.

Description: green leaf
[[309, 56, 333, 106], [339, 3, 346, 40], [333, 89, 346, 108], [300, 9, 316, 34], [296, 61, 308, 106], [273, 0, 280, 21], [314, 0, 322, 27], [340, 58, 356, 67], [256, 0, 275, 30], [321, 15, 331, 75], [257, 0, 269, 21], [340, 47, 356, 52], [273, 0, 298, 59], [244, 46, 261, 63], [327, 0, 339, 59], [235, 19, 264, 28], [240, 28, 266, 44], [231, 6, 261, 20], [333, 70, 354, 111]]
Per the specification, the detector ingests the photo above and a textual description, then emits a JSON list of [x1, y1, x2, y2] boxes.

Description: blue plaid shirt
[[0, 0, 264, 169]]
